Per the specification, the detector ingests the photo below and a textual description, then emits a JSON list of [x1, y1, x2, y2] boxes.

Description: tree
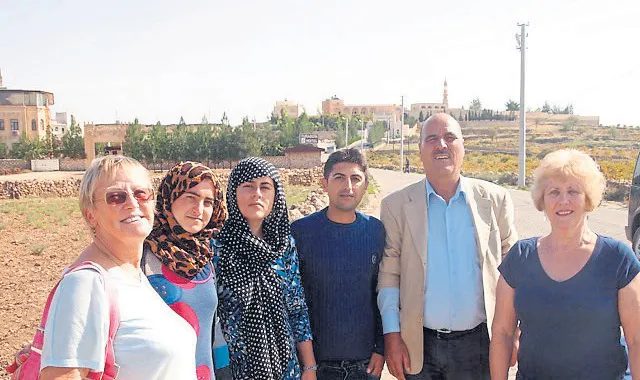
[[418, 110, 425, 122], [61, 115, 85, 158], [42, 125, 60, 158], [541, 101, 552, 113], [122, 122, 145, 160], [368, 121, 386, 143], [178, 116, 186, 126], [505, 99, 520, 111], [562, 104, 574, 115], [0, 142, 7, 158], [147, 122, 170, 167], [470, 98, 482, 113], [221, 112, 229, 127], [10, 132, 44, 161]]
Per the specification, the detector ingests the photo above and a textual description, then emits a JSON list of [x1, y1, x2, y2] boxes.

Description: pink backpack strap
[[62, 261, 121, 380]]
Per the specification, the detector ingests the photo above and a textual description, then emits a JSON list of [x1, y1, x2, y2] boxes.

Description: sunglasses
[[102, 188, 155, 205]]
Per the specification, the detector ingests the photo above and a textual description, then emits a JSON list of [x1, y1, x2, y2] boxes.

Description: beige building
[[321, 96, 403, 123], [0, 72, 55, 149], [50, 112, 69, 138], [274, 100, 303, 118]]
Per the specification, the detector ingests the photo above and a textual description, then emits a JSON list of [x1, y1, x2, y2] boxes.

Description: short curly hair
[[531, 149, 606, 212]]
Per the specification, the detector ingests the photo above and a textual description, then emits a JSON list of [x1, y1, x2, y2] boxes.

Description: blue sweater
[[291, 208, 385, 361]]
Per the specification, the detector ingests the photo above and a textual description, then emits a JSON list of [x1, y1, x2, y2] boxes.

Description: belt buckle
[[436, 328, 452, 334]]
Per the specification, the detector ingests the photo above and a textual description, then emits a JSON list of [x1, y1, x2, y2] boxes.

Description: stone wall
[[0, 178, 82, 199], [263, 156, 289, 168], [59, 158, 86, 171], [0, 167, 325, 200], [0, 159, 29, 171]]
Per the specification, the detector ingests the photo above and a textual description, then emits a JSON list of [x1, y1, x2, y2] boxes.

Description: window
[[11, 119, 19, 131], [0, 120, 4, 130], [40, 119, 45, 130], [31, 119, 37, 131]]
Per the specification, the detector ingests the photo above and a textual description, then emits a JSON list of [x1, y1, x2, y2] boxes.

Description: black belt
[[423, 323, 486, 340]]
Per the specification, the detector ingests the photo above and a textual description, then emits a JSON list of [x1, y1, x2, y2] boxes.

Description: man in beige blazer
[[377, 113, 518, 380]]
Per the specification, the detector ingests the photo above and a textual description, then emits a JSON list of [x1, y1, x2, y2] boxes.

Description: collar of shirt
[[425, 175, 466, 205]]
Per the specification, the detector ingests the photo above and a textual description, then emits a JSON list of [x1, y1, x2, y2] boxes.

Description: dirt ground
[[0, 203, 92, 378]]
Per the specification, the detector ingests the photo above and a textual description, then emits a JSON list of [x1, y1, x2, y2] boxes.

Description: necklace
[[93, 236, 141, 283]]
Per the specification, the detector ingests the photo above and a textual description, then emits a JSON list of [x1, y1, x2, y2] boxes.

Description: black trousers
[[406, 323, 490, 380]]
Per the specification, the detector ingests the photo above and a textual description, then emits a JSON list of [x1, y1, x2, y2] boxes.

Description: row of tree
[[121, 112, 371, 166], [1, 116, 85, 160]]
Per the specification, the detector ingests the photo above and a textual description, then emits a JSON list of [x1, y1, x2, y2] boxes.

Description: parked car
[[626, 151, 640, 257]]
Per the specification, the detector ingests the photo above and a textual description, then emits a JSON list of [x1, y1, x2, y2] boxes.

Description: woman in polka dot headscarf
[[213, 157, 317, 380]]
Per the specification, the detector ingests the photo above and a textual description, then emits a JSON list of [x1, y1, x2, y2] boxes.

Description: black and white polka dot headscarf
[[217, 157, 293, 379]]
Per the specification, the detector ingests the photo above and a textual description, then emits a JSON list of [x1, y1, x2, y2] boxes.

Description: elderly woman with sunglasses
[[213, 157, 317, 380], [40, 156, 197, 380], [143, 161, 229, 380], [490, 149, 640, 380]]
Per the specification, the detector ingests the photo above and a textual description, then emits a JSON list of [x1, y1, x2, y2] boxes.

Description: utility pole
[[345, 117, 349, 148], [361, 119, 364, 150], [516, 23, 528, 187], [400, 96, 404, 172]]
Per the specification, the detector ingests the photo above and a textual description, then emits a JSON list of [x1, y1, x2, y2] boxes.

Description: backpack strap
[[62, 262, 121, 380]]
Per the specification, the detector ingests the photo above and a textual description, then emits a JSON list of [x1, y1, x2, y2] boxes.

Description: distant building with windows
[[274, 100, 302, 118], [0, 70, 55, 149], [50, 112, 68, 139], [321, 96, 403, 123]]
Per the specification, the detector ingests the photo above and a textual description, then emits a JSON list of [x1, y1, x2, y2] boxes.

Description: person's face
[[86, 166, 154, 242], [323, 162, 368, 213], [171, 180, 216, 234], [542, 176, 588, 231], [419, 119, 465, 182], [236, 176, 275, 225]]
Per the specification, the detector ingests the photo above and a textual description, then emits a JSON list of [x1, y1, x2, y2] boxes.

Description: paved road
[[368, 168, 629, 380], [369, 168, 629, 242]]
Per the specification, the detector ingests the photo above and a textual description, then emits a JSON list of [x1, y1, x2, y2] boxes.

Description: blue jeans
[[406, 323, 490, 380], [317, 359, 381, 380]]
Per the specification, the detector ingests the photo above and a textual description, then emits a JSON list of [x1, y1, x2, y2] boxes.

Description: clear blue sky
[[1, 0, 638, 126]]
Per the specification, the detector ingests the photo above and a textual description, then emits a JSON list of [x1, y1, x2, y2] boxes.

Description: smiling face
[[236, 176, 275, 226], [323, 162, 368, 214], [85, 166, 154, 243], [171, 179, 216, 234], [419, 115, 465, 184], [542, 175, 589, 231]]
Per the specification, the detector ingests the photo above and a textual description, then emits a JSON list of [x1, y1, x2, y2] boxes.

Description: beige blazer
[[377, 177, 518, 374]]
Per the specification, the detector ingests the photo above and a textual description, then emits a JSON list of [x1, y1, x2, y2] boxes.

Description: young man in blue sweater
[[291, 148, 385, 380]]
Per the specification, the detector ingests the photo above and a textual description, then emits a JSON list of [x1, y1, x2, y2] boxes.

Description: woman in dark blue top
[[490, 149, 640, 380]]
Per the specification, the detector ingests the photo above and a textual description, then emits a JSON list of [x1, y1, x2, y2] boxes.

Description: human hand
[[510, 333, 519, 367], [384, 332, 410, 380], [367, 352, 385, 376]]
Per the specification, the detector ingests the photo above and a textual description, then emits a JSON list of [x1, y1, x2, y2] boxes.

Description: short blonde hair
[[79, 155, 149, 222], [531, 149, 605, 212]]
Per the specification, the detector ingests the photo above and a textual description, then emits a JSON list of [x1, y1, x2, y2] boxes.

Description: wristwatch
[[302, 365, 318, 371]]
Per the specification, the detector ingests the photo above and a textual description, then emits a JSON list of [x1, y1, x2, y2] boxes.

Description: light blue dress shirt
[[378, 177, 486, 334]]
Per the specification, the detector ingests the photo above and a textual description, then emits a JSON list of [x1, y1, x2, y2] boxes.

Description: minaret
[[443, 78, 448, 109]]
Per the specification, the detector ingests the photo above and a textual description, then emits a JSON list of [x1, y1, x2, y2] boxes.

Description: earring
[[543, 213, 548, 222]]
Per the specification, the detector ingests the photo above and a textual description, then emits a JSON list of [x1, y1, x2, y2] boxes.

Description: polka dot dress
[[216, 157, 293, 380]]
